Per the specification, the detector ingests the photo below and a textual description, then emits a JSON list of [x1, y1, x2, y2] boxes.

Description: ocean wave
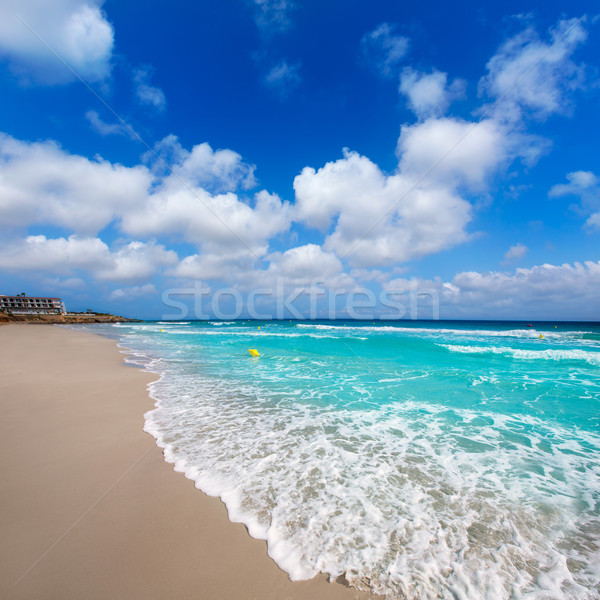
[[144, 370, 600, 600], [295, 323, 590, 341], [441, 344, 600, 365], [161, 329, 367, 340]]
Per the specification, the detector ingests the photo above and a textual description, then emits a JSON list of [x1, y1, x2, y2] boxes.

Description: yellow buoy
[[160, 329, 164, 332], [248, 349, 260, 357], [539, 334, 544, 339], [258, 326, 260, 330]]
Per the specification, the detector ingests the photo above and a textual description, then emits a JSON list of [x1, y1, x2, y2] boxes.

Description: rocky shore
[[0, 312, 141, 325]]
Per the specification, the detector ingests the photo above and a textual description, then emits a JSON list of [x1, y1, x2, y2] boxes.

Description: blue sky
[[0, 0, 599, 320]]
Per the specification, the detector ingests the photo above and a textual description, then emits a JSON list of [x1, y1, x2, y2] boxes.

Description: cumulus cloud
[[292, 111, 546, 268], [361, 22, 409, 77], [171, 250, 255, 282], [265, 244, 353, 288], [0, 14, 593, 309], [95, 241, 177, 281], [0, 133, 151, 234], [293, 15, 586, 269], [0, 235, 111, 274], [264, 59, 301, 96], [123, 185, 290, 257], [396, 117, 510, 189], [549, 170, 600, 229], [399, 68, 466, 119], [0, 235, 176, 282], [385, 259, 600, 320], [293, 149, 472, 267], [0, 132, 291, 282], [145, 134, 257, 192], [0, 0, 114, 84], [171, 244, 356, 303], [503, 243, 528, 265], [133, 67, 166, 111], [479, 17, 587, 122]]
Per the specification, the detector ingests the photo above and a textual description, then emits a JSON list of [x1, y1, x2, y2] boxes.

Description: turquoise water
[[88, 320, 600, 599]]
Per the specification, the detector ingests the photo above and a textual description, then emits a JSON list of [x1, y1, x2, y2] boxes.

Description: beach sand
[[0, 324, 373, 600]]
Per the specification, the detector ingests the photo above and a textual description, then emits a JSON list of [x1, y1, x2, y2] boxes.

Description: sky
[[0, 0, 599, 320]]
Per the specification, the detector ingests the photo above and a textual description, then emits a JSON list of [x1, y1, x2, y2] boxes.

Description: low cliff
[[0, 312, 141, 324]]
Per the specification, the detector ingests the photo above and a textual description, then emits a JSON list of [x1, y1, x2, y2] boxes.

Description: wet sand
[[0, 324, 372, 600]]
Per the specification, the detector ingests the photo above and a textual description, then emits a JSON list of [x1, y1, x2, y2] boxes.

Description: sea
[[80, 320, 600, 599]]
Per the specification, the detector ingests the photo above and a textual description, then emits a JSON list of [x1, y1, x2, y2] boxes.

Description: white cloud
[[264, 59, 301, 95], [293, 100, 552, 269], [293, 149, 473, 268], [170, 243, 356, 294], [85, 109, 127, 136], [549, 170, 600, 229], [551, 170, 599, 193], [0, 12, 592, 309], [40, 276, 87, 290], [396, 117, 509, 189], [0, 235, 110, 274], [109, 283, 157, 301], [130, 141, 289, 258], [0, 133, 151, 234], [171, 250, 254, 282], [385, 259, 600, 320], [503, 243, 528, 264], [0, 0, 114, 84], [0, 235, 176, 282], [293, 15, 587, 271], [479, 17, 587, 122], [265, 244, 352, 287], [95, 241, 177, 281], [399, 68, 466, 119], [145, 134, 257, 192], [294, 13, 589, 271], [123, 184, 290, 256], [0, 132, 291, 278], [251, 0, 295, 34], [361, 22, 409, 78], [133, 67, 166, 111]]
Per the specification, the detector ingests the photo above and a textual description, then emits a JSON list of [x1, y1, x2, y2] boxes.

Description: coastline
[[0, 312, 140, 325], [0, 324, 372, 600]]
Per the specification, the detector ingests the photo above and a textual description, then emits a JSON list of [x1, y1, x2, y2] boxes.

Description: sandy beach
[[0, 324, 372, 600]]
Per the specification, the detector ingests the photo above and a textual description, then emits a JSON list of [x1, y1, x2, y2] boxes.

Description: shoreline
[[0, 324, 372, 600]]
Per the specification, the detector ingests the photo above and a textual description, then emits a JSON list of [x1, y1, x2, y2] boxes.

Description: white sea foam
[[157, 321, 190, 324], [295, 323, 591, 341], [159, 329, 367, 340], [140, 361, 600, 600], [441, 344, 600, 366]]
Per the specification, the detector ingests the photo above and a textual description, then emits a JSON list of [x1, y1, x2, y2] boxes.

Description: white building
[[0, 295, 66, 315]]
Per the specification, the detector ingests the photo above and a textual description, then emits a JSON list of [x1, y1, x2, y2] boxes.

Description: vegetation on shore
[[0, 311, 141, 324]]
